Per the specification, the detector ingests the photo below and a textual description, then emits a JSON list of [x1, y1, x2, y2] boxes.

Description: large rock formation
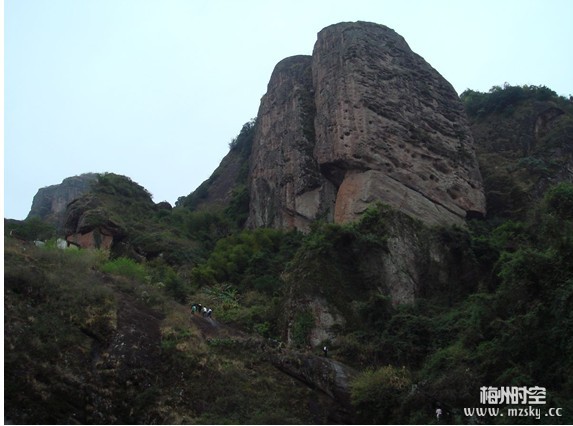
[[248, 21, 485, 230], [27, 173, 98, 231], [270, 350, 357, 423], [64, 194, 126, 250], [248, 56, 336, 229]]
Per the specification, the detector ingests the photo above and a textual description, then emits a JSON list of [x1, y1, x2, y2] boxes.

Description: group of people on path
[[191, 303, 212, 318]]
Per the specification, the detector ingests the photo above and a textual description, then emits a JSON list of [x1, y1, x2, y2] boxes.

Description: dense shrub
[[224, 184, 250, 227], [228, 118, 256, 154], [461, 84, 559, 118], [351, 365, 412, 424], [544, 182, 573, 220], [191, 228, 301, 291], [100, 257, 147, 281], [5, 217, 56, 241], [291, 310, 315, 347], [96, 172, 153, 201]]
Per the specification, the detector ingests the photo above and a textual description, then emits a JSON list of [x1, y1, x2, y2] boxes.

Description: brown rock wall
[[66, 228, 114, 250], [312, 22, 485, 226], [248, 55, 335, 231], [247, 21, 486, 230]]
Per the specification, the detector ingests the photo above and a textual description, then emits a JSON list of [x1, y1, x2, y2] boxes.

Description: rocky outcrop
[[247, 21, 485, 230], [64, 194, 126, 250], [279, 205, 482, 353], [270, 350, 357, 423], [27, 173, 98, 231], [66, 227, 116, 250]]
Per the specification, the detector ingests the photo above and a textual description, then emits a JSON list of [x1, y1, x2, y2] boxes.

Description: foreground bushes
[[351, 366, 412, 423], [101, 257, 147, 281]]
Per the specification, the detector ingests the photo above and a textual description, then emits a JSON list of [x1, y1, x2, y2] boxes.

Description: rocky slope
[[4, 236, 357, 424], [247, 21, 485, 231]]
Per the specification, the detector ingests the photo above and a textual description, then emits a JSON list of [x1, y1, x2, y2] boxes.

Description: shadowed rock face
[[248, 55, 337, 230], [248, 21, 485, 230], [27, 173, 98, 231], [270, 350, 357, 423]]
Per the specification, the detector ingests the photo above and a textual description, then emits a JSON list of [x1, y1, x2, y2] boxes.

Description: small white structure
[[57, 238, 68, 249]]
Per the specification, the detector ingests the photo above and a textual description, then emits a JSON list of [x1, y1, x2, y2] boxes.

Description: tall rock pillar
[[312, 22, 485, 226]]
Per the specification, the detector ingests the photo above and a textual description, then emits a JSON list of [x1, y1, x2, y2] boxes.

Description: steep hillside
[[5, 22, 573, 425], [462, 84, 573, 220], [4, 238, 349, 424], [6, 191, 573, 423], [178, 119, 254, 228]]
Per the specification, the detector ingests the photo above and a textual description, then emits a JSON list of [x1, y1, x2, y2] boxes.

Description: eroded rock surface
[[271, 350, 357, 423], [248, 21, 485, 230], [248, 56, 336, 230], [27, 173, 98, 231]]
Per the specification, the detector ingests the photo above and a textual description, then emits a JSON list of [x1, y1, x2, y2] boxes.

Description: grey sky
[[4, 0, 572, 220]]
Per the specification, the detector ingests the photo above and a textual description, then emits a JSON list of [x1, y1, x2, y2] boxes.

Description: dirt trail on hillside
[[187, 309, 357, 423], [189, 313, 248, 340]]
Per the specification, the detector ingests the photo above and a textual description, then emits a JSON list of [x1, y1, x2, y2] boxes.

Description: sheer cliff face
[[27, 173, 98, 231], [248, 55, 336, 229], [248, 21, 485, 230]]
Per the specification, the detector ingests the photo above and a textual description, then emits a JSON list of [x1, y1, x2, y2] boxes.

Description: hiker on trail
[[323, 346, 328, 357], [436, 407, 442, 422], [207, 308, 212, 318], [202, 306, 208, 317], [191, 304, 197, 315]]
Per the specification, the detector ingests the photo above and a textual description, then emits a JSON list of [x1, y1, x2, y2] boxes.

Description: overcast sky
[[4, 0, 573, 220]]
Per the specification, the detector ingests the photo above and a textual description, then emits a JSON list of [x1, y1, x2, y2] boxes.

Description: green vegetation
[[545, 182, 573, 220], [228, 118, 256, 154], [181, 118, 256, 218], [334, 187, 573, 423], [5, 217, 56, 241], [351, 365, 412, 424], [4, 242, 119, 423], [292, 309, 315, 347], [462, 83, 573, 222], [191, 228, 301, 290], [10, 180, 573, 422], [460, 83, 562, 117], [5, 86, 573, 423], [101, 256, 148, 281]]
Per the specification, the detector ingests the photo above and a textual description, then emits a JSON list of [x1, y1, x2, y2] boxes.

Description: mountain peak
[[247, 21, 485, 231]]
